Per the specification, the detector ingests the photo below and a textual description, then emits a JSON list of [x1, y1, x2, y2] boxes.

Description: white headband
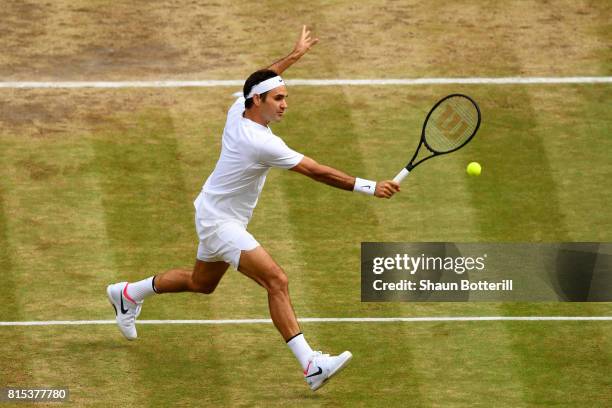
[[246, 76, 285, 99]]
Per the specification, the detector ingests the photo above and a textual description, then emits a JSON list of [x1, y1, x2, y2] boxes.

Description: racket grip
[[393, 168, 410, 184]]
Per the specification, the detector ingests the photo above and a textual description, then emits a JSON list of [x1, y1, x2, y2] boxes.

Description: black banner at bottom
[[361, 243, 612, 302]]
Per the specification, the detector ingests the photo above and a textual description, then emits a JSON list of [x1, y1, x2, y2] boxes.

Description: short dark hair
[[243, 69, 278, 109]]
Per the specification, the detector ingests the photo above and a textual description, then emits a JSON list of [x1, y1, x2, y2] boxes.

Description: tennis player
[[107, 26, 400, 391]]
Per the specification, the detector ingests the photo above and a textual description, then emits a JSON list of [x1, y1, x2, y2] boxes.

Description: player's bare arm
[[267, 25, 319, 75], [290, 156, 400, 199]]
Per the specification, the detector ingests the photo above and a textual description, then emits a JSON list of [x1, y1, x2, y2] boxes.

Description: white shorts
[[194, 214, 259, 269]]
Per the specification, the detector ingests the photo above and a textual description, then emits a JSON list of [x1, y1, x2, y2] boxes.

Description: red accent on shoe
[[303, 360, 312, 376], [123, 284, 138, 305]]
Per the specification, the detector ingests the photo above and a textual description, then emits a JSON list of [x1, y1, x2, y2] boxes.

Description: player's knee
[[199, 284, 217, 294], [265, 267, 289, 294], [191, 278, 217, 294]]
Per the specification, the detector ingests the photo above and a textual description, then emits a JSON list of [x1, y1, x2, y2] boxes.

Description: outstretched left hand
[[293, 25, 319, 57]]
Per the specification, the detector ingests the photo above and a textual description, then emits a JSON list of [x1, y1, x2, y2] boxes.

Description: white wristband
[[353, 178, 376, 195]]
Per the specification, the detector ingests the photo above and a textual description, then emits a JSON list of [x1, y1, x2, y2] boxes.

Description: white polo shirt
[[195, 97, 304, 225]]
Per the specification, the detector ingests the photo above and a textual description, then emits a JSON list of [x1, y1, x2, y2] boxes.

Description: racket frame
[[393, 93, 481, 183]]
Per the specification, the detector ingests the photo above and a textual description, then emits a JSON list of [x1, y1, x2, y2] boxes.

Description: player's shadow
[[547, 243, 611, 301]]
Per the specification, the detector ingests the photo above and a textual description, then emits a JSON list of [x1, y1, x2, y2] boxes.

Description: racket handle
[[393, 168, 410, 184]]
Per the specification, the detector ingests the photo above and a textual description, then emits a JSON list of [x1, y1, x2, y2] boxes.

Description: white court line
[[0, 316, 610, 326], [0, 77, 611, 89]]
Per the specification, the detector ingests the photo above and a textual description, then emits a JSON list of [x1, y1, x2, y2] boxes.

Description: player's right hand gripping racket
[[393, 94, 481, 184]]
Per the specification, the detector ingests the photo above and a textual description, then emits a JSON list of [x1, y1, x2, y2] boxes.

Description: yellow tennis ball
[[467, 162, 482, 176]]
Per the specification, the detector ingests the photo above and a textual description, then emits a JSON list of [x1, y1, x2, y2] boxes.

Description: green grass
[[0, 0, 611, 406], [0, 85, 610, 407], [0, 322, 610, 407]]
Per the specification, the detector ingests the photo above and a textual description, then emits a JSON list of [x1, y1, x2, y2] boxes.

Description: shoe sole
[[312, 351, 353, 391]]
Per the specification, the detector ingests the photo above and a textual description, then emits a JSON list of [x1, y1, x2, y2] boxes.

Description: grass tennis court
[[1, 1, 611, 406]]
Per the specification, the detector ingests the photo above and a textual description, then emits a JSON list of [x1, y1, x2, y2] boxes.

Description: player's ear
[[253, 94, 261, 107]]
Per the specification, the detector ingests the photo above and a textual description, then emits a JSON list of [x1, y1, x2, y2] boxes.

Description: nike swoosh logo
[[363, 185, 371, 189], [120, 291, 129, 314], [305, 366, 323, 378]]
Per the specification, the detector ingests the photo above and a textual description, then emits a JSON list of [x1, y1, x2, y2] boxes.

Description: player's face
[[261, 86, 288, 123]]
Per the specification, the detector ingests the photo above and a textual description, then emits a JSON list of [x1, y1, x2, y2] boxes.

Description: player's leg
[[153, 259, 230, 294], [237, 246, 352, 391], [107, 259, 229, 341], [237, 246, 299, 340], [107, 209, 232, 340], [115, 259, 229, 303]]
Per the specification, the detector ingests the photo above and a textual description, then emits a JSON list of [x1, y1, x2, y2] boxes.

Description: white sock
[[126, 276, 157, 302], [287, 333, 314, 371]]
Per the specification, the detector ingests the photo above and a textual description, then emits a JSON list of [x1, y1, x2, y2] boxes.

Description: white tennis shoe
[[304, 350, 352, 391], [106, 282, 142, 341]]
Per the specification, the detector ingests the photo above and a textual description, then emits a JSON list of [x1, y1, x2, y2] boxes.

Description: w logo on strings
[[435, 105, 468, 140]]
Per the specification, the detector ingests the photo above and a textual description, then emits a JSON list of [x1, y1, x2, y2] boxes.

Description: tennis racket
[[393, 94, 481, 184]]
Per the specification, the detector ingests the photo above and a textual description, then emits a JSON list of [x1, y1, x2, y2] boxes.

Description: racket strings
[[425, 97, 478, 153]]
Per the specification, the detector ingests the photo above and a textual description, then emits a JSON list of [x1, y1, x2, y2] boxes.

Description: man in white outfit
[[107, 26, 400, 391]]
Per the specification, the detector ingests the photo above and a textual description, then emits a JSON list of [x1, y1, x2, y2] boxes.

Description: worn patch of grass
[[1, 1, 610, 80]]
